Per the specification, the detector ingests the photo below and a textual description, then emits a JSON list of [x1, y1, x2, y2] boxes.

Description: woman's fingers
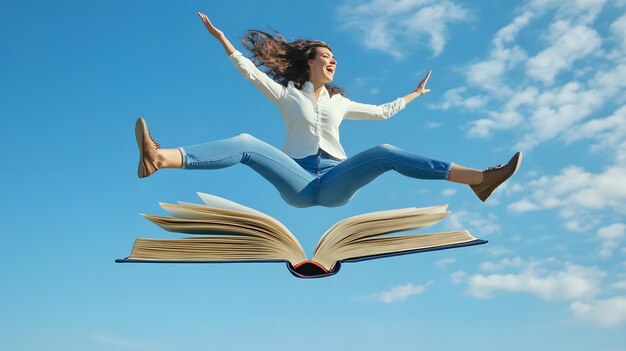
[[197, 12, 209, 25], [421, 70, 431, 85], [416, 70, 431, 94], [196, 11, 219, 34], [420, 70, 431, 87]]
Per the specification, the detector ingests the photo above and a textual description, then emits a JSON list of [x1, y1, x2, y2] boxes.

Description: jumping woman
[[135, 12, 522, 207]]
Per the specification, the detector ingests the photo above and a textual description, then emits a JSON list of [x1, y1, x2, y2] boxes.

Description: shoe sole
[[478, 151, 523, 202], [135, 118, 147, 178]]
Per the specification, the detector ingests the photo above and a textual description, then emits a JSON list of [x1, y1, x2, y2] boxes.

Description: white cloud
[[467, 86, 537, 138], [564, 218, 600, 233], [465, 46, 527, 95], [570, 296, 626, 326], [493, 11, 532, 46], [451, 270, 466, 284], [463, 10, 530, 95], [595, 64, 626, 101], [480, 257, 523, 271], [597, 223, 626, 258], [459, 253, 626, 327], [427, 121, 442, 128], [611, 13, 626, 50], [508, 165, 626, 228], [525, 0, 606, 24], [373, 281, 433, 303], [487, 246, 512, 256], [401, 2, 470, 56], [526, 21, 602, 84], [441, 188, 457, 196], [447, 210, 501, 235], [436, 257, 456, 269], [565, 105, 626, 159], [508, 198, 540, 212], [458, 1, 622, 146], [613, 281, 626, 290], [515, 82, 605, 150], [336, 0, 470, 58], [466, 260, 605, 300], [431, 87, 487, 111]]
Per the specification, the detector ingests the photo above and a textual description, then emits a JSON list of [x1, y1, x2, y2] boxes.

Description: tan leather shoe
[[135, 118, 160, 178], [471, 152, 523, 202]]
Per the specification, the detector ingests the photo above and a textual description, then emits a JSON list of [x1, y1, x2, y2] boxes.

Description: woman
[[135, 12, 522, 207]]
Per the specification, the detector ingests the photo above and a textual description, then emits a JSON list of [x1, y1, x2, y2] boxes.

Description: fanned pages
[[117, 193, 487, 278]]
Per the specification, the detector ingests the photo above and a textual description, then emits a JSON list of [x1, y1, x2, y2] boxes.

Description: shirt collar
[[303, 81, 330, 100]]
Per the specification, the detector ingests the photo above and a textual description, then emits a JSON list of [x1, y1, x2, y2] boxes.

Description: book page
[[146, 197, 305, 260], [314, 206, 449, 258], [196, 193, 267, 217], [128, 236, 306, 265], [313, 230, 477, 270]]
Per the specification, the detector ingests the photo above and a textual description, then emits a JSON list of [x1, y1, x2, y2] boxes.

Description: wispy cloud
[[465, 259, 605, 301], [447, 210, 501, 235], [451, 270, 466, 284], [335, 0, 471, 58], [372, 281, 433, 303], [508, 165, 626, 231], [441, 187, 457, 196], [513, 81, 605, 150], [570, 296, 626, 327], [611, 13, 626, 50], [431, 87, 487, 111], [565, 105, 626, 162], [452, 256, 626, 327], [487, 245, 512, 256], [597, 223, 626, 258], [436, 257, 456, 269], [526, 21, 601, 84], [479, 257, 523, 272], [452, 0, 623, 148], [457, 255, 626, 326]]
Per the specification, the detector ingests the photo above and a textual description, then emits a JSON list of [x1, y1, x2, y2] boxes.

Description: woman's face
[[307, 47, 336, 84]]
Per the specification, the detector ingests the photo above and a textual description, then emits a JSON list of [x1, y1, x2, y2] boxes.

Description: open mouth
[[326, 66, 335, 74]]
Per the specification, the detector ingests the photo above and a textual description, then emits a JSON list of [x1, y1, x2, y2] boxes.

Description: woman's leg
[[183, 134, 319, 206], [448, 164, 483, 185], [317, 144, 457, 206], [317, 143, 521, 205], [135, 119, 316, 207]]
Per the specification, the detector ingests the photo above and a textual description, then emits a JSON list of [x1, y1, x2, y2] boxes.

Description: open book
[[116, 193, 487, 278]]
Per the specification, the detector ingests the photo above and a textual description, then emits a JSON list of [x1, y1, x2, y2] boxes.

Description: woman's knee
[[231, 133, 266, 151], [234, 132, 258, 143], [317, 191, 353, 208], [368, 143, 400, 158], [375, 143, 396, 151], [280, 192, 316, 208]]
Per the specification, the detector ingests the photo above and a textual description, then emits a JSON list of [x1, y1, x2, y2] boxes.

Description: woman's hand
[[196, 11, 235, 55], [401, 70, 432, 105], [197, 12, 224, 38], [416, 70, 431, 95]]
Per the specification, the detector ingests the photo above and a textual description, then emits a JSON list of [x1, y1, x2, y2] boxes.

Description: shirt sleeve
[[229, 50, 286, 104], [343, 96, 407, 120]]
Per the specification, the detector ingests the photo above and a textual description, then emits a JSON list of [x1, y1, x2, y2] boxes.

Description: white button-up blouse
[[229, 50, 406, 160]]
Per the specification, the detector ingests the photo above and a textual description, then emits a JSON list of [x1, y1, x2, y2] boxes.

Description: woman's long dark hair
[[241, 30, 345, 97]]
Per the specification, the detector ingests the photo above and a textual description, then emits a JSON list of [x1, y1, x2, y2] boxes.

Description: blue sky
[[2, 0, 626, 350]]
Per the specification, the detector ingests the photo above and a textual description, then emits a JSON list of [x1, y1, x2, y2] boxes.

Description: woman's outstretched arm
[[343, 70, 431, 120], [197, 12, 236, 55], [196, 11, 286, 104], [402, 70, 431, 105]]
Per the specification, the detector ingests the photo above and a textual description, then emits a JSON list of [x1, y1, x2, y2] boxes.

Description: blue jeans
[[179, 133, 452, 208]]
